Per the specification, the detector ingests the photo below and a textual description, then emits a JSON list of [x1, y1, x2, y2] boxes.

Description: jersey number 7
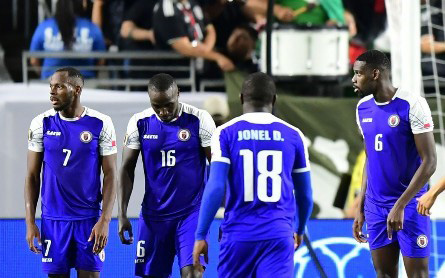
[[240, 149, 282, 203]]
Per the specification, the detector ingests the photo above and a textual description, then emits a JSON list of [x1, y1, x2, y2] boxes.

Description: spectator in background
[[92, 0, 124, 48], [120, 0, 156, 50], [203, 95, 230, 127], [30, 0, 106, 79], [152, 0, 235, 73]]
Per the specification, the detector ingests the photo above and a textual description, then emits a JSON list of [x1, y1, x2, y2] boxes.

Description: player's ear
[[373, 69, 380, 80], [239, 93, 244, 105], [272, 94, 276, 106]]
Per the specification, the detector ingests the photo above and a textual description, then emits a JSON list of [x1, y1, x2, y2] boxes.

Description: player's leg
[[176, 209, 204, 278], [41, 218, 74, 276], [255, 236, 294, 278], [399, 205, 430, 278], [370, 243, 400, 277], [135, 214, 176, 278], [365, 201, 400, 277], [72, 218, 104, 276]]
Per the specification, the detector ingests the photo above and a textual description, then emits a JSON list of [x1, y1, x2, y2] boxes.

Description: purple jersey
[[211, 112, 310, 241], [356, 89, 434, 207], [124, 103, 216, 220], [28, 108, 117, 220]]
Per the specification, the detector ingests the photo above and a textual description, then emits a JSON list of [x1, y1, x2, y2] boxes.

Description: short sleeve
[[199, 110, 216, 147], [99, 116, 117, 156], [28, 116, 44, 152], [123, 114, 141, 150], [153, 0, 188, 46], [91, 24, 106, 51], [210, 127, 230, 164], [292, 130, 310, 173], [30, 23, 45, 51], [409, 97, 434, 134]]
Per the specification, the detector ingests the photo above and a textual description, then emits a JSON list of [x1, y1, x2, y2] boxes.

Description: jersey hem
[[412, 128, 434, 134]]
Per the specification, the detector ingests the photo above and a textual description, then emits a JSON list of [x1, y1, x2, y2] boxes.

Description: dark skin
[[25, 71, 117, 278], [118, 85, 210, 278], [352, 61, 437, 278]]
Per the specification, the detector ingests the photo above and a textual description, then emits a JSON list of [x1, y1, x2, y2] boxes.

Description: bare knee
[[181, 265, 202, 278]]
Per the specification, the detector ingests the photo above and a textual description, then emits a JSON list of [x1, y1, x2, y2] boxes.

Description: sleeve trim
[[212, 157, 230, 164], [293, 167, 310, 173]]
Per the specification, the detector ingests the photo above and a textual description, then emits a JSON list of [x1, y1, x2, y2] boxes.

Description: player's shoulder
[[356, 94, 374, 109], [84, 107, 113, 123], [394, 89, 428, 108], [131, 108, 156, 122], [180, 102, 212, 121], [31, 108, 57, 123]]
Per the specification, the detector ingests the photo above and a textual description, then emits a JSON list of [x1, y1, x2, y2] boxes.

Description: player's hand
[[193, 240, 208, 273], [26, 222, 42, 253], [118, 216, 134, 245], [417, 191, 436, 216], [352, 211, 367, 243], [387, 205, 405, 240], [294, 233, 303, 250], [89, 218, 110, 255]]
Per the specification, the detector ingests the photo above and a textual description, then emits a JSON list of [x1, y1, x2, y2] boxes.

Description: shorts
[[135, 209, 207, 277], [41, 217, 104, 274], [218, 236, 294, 278], [365, 200, 431, 258]]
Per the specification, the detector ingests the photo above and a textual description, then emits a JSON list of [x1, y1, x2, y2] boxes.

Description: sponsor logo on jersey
[[135, 258, 145, 263], [417, 235, 428, 248], [80, 131, 93, 143], [388, 114, 400, 127], [42, 258, 53, 262], [143, 134, 158, 140], [178, 129, 191, 141], [99, 250, 105, 262], [46, 130, 61, 136], [362, 118, 373, 123]]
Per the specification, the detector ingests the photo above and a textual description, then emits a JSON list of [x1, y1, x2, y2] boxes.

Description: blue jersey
[[124, 103, 216, 220], [29, 18, 106, 79], [211, 112, 310, 241], [28, 107, 117, 220], [356, 89, 434, 208]]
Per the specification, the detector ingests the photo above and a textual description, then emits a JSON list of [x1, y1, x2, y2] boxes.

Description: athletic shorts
[[218, 236, 294, 278], [41, 217, 104, 274], [365, 200, 431, 258], [135, 209, 206, 277]]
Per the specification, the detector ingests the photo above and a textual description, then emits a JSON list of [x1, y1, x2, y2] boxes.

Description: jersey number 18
[[240, 149, 282, 203]]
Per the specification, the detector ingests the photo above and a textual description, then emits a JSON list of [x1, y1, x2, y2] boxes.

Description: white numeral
[[44, 240, 51, 257], [62, 149, 71, 166], [137, 240, 145, 258], [161, 150, 176, 167], [375, 134, 383, 151], [240, 149, 283, 203]]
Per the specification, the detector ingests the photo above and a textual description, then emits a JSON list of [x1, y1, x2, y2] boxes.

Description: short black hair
[[241, 72, 276, 105], [148, 73, 176, 93], [356, 50, 391, 71], [55, 67, 84, 85]]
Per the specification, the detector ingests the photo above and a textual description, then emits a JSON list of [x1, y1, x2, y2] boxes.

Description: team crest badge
[[388, 114, 400, 127], [178, 129, 191, 141], [99, 250, 105, 262], [80, 131, 93, 143], [417, 235, 428, 248]]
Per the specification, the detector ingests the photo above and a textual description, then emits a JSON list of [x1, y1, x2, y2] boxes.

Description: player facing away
[[118, 73, 216, 278], [352, 50, 437, 277], [193, 72, 314, 277], [24, 67, 118, 278]]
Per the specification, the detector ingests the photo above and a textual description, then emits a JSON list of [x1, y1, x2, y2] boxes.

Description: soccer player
[[352, 50, 437, 277], [25, 67, 117, 278], [118, 73, 216, 278], [193, 72, 313, 277]]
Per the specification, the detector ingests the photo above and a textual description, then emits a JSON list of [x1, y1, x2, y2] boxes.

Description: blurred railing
[[22, 51, 197, 92]]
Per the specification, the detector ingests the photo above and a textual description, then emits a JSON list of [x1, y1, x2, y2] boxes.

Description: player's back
[[212, 112, 309, 241]]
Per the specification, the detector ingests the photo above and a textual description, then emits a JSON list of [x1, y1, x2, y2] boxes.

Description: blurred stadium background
[[0, 0, 445, 277]]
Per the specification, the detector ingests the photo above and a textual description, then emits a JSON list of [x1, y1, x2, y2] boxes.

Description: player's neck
[[374, 83, 397, 103], [243, 104, 272, 114], [60, 104, 85, 119]]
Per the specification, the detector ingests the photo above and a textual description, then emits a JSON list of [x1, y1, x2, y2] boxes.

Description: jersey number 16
[[240, 149, 282, 203]]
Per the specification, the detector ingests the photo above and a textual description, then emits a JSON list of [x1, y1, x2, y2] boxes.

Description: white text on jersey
[[143, 134, 158, 139], [46, 130, 61, 136], [237, 130, 284, 141], [362, 118, 373, 123]]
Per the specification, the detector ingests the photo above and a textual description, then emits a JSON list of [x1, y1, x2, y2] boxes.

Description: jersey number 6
[[240, 149, 282, 203]]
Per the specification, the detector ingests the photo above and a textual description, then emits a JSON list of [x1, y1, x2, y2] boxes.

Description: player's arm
[[417, 177, 445, 216], [118, 146, 140, 244], [387, 132, 436, 237], [292, 170, 313, 249], [89, 153, 118, 254], [353, 156, 368, 243], [25, 150, 43, 253]]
